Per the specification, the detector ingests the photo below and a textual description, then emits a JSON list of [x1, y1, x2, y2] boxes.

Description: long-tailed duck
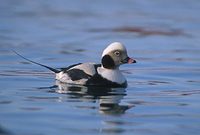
[[14, 42, 136, 87]]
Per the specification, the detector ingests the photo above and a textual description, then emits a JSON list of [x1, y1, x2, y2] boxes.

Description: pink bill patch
[[128, 58, 136, 64]]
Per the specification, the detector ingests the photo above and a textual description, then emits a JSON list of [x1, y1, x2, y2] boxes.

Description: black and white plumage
[[14, 42, 136, 88]]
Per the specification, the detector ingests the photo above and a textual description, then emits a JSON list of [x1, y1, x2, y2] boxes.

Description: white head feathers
[[102, 42, 127, 57]]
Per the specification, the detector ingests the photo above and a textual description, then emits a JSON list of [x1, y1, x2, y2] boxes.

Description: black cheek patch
[[101, 55, 115, 69], [66, 69, 91, 81]]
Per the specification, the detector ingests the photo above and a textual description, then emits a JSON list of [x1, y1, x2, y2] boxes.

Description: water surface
[[0, 0, 200, 135]]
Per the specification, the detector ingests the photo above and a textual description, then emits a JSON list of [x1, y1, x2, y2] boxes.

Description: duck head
[[101, 42, 136, 69]]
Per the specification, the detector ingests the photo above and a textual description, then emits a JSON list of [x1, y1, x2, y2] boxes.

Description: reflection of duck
[[14, 42, 136, 87], [55, 81, 133, 115]]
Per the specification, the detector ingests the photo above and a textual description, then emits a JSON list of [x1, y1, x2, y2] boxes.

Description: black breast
[[86, 74, 127, 88]]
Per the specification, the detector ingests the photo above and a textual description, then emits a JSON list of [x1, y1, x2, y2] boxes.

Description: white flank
[[70, 63, 96, 76], [55, 63, 97, 85], [56, 72, 88, 85]]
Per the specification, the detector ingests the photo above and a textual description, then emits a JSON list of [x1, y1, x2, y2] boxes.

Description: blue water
[[0, 0, 200, 135]]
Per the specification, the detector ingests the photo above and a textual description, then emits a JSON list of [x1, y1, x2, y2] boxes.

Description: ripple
[[89, 26, 189, 37], [0, 100, 12, 104], [26, 96, 59, 100], [0, 70, 52, 77], [0, 125, 11, 135], [161, 89, 200, 96], [20, 107, 43, 111]]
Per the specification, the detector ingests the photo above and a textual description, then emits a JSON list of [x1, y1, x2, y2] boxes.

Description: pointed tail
[[13, 50, 60, 73]]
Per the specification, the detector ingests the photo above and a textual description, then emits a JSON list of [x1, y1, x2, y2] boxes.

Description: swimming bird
[[14, 42, 136, 87]]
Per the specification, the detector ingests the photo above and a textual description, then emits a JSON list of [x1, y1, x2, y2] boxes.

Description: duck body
[[56, 63, 127, 87], [15, 42, 136, 88]]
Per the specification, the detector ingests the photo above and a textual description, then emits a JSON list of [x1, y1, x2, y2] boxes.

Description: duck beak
[[122, 57, 136, 64]]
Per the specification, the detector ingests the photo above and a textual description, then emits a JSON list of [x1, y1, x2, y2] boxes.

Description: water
[[0, 0, 200, 135]]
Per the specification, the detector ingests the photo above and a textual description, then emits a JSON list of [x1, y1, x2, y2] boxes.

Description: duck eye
[[114, 51, 120, 56]]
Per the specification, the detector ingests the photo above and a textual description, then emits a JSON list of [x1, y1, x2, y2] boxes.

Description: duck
[[14, 42, 136, 88]]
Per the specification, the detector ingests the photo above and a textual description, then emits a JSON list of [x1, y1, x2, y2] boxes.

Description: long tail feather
[[13, 50, 60, 73]]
